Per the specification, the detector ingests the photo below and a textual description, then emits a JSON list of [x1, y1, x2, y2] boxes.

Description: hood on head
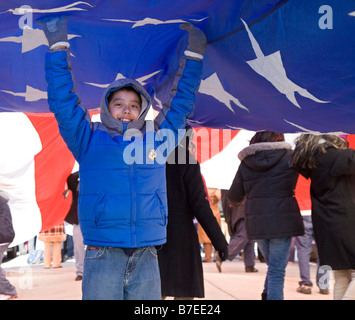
[[100, 78, 151, 134], [238, 142, 292, 171]]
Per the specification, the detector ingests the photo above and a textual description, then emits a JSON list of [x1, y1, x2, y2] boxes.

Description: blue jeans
[[257, 237, 291, 300], [82, 246, 161, 300]]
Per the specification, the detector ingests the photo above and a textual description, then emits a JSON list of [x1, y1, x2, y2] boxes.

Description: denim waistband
[[87, 246, 138, 257]]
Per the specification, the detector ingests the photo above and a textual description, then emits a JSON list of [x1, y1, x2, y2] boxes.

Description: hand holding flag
[[37, 16, 69, 50], [180, 23, 207, 61]]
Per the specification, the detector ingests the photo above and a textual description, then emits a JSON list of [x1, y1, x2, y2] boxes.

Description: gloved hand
[[180, 23, 207, 60], [218, 246, 229, 262], [37, 16, 69, 49]]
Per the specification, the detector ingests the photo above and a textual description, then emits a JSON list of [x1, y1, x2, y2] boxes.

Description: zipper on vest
[[130, 162, 137, 247]]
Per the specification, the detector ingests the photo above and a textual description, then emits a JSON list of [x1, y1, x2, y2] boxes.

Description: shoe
[[297, 284, 312, 294], [27, 250, 44, 265], [245, 266, 258, 273], [62, 255, 73, 262], [319, 288, 329, 295], [75, 275, 83, 281]]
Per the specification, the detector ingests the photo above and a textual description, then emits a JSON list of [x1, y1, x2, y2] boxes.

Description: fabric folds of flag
[[0, 0, 354, 133]]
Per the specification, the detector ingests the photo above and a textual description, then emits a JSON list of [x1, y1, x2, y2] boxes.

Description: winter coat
[[0, 196, 15, 244], [158, 145, 228, 298], [300, 147, 355, 270], [45, 50, 202, 248], [228, 142, 304, 240]]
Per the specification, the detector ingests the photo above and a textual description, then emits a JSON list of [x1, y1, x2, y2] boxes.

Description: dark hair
[[107, 86, 142, 106], [249, 131, 284, 145]]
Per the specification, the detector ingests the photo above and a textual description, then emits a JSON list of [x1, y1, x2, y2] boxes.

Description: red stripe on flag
[[192, 128, 239, 163], [26, 113, 75, 232]]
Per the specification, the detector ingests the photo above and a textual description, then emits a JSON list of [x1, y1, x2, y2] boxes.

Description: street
[[2, 254, 333, 300]]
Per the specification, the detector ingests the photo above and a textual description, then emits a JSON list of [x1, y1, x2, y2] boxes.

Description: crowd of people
[[2, 131, 354, 300], [0, 15, 354, 301]]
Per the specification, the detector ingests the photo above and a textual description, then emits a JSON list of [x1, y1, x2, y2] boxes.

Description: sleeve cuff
[[184, 50, 204, 60], [50, 41, 70, 50]]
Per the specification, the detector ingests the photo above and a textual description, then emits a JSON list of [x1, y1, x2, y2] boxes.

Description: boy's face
[[108, 89, 141, 123]]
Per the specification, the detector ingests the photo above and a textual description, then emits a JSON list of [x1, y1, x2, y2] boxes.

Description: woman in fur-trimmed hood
[[229, 131, 304, 240], [228, 131, 304, 300]]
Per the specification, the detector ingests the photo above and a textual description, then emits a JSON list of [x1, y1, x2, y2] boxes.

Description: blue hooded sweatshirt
[[45, 49, 203, 248]]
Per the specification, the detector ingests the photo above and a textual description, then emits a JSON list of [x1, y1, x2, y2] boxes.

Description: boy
[[39, 16, 206, 300]]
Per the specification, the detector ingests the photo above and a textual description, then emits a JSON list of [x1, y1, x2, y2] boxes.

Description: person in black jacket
[[228, 131, 304, 300], [291, 134, 355, 300], [158, 136, 228, 300], [0, 191, 17, 299], [65, 171, 85, 281]]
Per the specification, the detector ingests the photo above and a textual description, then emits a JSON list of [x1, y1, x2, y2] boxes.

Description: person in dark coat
[[0, 191, 17, 299], [291, 134, 355, 300], [158, 142, 228, 299], [65, 171, 85, 281], [228, 131, 304, 300]]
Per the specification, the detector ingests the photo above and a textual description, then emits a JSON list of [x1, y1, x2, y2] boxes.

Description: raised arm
[[155, 24, 206, 144], [39, 16, 92, 161]]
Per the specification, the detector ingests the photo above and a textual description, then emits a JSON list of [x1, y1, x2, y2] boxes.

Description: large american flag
[[0, 0, 354, 133]]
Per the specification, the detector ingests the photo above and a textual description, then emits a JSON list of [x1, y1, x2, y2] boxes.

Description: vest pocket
[[93, 192, 106, 227], [79, 192, 131, 228]]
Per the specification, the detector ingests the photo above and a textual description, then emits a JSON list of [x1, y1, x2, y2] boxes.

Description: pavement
[[1, 253, 333, 300]]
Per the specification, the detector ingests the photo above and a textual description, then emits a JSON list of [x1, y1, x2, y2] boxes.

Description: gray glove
[[180, 23, 207, 60], [37, 16, 69, 49]]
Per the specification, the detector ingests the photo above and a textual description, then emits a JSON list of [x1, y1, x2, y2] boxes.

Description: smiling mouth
[[119, 117, 131, 123]]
